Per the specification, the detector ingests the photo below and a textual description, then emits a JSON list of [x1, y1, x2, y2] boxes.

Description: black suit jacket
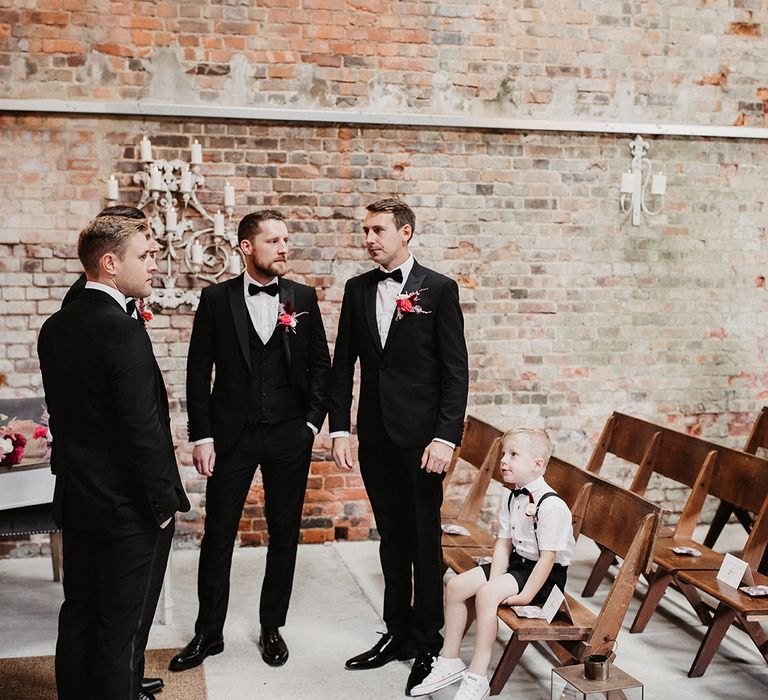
[[61, 273, 86, 308], [186, 275, 331, 453], [38, 288, 190, 530], [329, 260, 469, 448]]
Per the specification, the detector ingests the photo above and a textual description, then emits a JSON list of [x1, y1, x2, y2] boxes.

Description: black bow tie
[[373, 268, 403, 284], [249, 283, 279, 297], [511, 487, 530, 498], [125, 299, 136, 317]]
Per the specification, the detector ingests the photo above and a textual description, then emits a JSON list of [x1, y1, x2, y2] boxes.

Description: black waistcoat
[[246, 319, 302, 427]]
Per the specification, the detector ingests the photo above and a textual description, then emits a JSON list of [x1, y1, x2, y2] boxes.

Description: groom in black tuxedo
[[170, 210, 331, 673], [38, 215, 190, 700], [329, 198, 469, 695]]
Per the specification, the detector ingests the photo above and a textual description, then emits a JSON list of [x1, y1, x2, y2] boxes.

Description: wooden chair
[[582, 413, 713, 598], [703, 406, 768, 552], [441, 416, 504, 521], [630, 445, 768, 677], [440, 437, 503, 551], [487, 461, 664, 694]]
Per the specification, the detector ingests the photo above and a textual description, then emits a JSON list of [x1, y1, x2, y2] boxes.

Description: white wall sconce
[[104, 136, 243, 310], [620, 135, 667, 226]]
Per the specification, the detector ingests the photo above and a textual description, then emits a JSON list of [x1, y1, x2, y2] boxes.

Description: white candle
[[228, 254, 242, 275], [191, 139, 203, 165], [166, 207, 177, 231], [181, 168, 192, 193], [224, 182, 235, 207], [651, 172, 667, 196], [191, 242, 204, 265], [140, 136, 153, 162], [150, 165, 163, 190], [620, 171, 634, 194], [214, 210, 225, 236], [106, 174, 119, 200]]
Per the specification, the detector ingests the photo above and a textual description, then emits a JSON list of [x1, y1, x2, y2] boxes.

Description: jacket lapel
[[364, 273, 383, 354], [278, 278, 293, 367], [227, 276, 251, 370], [383, 260, 427, 353]]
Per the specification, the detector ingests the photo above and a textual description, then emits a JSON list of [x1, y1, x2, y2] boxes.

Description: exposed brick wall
[[1, 114, 767, 557], [2, 1, 768, 126]]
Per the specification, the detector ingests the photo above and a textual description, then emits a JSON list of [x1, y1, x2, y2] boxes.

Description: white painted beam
[[2, 98, 768, 140]]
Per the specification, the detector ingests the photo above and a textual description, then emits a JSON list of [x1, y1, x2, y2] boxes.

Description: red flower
[[1, 432, 27, 467], [396, 297, 414, 314], [394, 288, 431, 320], [141, 310, 153, 323], [33, 425, 48, 440]]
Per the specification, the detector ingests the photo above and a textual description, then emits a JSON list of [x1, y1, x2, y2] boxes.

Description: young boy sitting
[[411, 427, 575, 700]]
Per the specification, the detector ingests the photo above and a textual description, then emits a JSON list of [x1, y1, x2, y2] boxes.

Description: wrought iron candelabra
[[105, 136, 242, 310]]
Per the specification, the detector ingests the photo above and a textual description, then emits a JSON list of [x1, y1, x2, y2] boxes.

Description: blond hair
[[77, 216, 150, 276], [502, 427, 552, 466]]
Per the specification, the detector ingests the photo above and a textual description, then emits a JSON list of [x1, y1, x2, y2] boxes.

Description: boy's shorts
[[480, 551, 568, 605]]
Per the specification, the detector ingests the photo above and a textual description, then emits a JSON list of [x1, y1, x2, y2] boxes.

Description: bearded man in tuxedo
[[170, 210, 331, 673], [38, 215, 190, 700], [329, 198, 469, 695]]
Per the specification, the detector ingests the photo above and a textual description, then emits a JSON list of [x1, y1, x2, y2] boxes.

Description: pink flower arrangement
[[277, 301, 307, 334], [395, 288, 431, 321], [1, 431, 26, 467]]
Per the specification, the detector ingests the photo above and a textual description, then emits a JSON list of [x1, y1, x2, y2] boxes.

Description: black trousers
[[55, 519, 174, 700], [195, 417, 314, 634], [359, 438, 445, 653]]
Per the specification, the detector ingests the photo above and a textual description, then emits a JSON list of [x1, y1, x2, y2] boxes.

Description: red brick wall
[[1, 113, 767, 558]]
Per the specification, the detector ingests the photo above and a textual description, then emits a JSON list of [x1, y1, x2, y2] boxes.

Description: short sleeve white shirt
[[497, 475, 575, 566]]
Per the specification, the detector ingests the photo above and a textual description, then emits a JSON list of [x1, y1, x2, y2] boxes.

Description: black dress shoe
[[258, 625, 289, 666], [138, 693, 155, 700], [141, 677, 164, 694], [168, 633, 224, 671], [405, 651, 435, 696], [345, 633, 410, 670]]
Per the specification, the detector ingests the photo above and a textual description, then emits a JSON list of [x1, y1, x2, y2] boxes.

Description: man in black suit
[[170, 210, 331, 672], [61, 205, 149, 309], [329, 198, 469, 695], [38, 215, 190, 700]]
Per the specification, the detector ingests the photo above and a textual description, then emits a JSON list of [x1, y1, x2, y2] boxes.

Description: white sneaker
[[409, 655, 466, 696], [453, 672, 490, 700]]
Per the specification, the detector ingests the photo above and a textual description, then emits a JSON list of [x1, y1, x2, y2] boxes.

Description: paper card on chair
[[540, 585, 565, 623], [716, 553, 750, 588]]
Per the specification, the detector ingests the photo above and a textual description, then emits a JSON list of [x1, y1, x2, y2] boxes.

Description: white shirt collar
[[379, 255, 414, 283], [517, 475, 547, 494], [84, 281, 127, 312], [243, 270, 278, 293]]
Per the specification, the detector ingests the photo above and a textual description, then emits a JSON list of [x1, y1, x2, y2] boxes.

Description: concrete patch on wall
[[142, 48, 198, 104]]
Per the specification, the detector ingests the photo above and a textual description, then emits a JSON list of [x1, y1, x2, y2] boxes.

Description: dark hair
[[237, 210, 286, 243], [365, 198, 415, 238], [77, 216, 150, 276], [96, 205, 146, 220]]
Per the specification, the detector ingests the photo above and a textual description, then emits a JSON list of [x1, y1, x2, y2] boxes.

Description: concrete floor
[[1, 527, 767, 699]]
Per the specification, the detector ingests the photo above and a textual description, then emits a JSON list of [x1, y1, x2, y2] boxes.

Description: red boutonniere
[[395, 288, 431, 321], [277, 301, 308, 333], [137, 299, 153, 325]]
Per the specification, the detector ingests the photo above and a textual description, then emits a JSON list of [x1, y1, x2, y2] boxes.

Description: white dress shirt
[[85, 281, 127, 312], [376, 255, 414, 347], [244, 271, 280, 345], [497, 475, 575, 566], [329, 256, 454, 450]]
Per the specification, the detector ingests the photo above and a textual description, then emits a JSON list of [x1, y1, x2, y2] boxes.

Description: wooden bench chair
[[703, 406, 768, 558], [582, 412, 713, 598], [442, 415, 504, 522], [629, 444, 768, 676], [442, 456, 664, 695], [489, 461, 663, 694]]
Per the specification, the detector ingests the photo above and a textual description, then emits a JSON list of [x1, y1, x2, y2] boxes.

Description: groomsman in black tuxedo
[[329, 198, 469, 694], [38, 215, 190, 700], [61, 205, 149, 309], [170, 210, 331, 672]]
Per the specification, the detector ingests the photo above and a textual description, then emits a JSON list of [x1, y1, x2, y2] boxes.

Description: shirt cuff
[[193, 437, 214, 446], [307, 422, 318, 435], [433, 437, 456, 450], [329, 431, 351, 439]]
